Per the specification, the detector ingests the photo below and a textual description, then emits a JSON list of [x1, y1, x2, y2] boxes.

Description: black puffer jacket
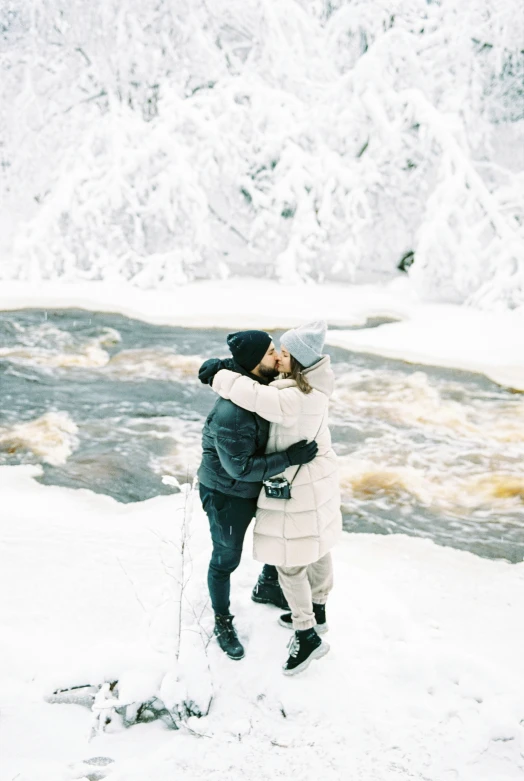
[[198, 361, 291, 498]]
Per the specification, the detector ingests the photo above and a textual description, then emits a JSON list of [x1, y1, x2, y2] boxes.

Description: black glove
[[198, 358, 235, 386], [286, 440, 318, 466]]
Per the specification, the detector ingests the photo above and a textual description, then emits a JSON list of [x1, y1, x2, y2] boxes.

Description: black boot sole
[[282, 641, 330, 676], [225, 651, 245, 661], [215, 641, 245, 661]]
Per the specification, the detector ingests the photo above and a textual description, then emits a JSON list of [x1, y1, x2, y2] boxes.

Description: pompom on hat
[[280, 321, 327, 368]]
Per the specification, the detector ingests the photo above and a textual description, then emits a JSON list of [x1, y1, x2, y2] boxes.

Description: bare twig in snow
[[116, 557, 148, 614]]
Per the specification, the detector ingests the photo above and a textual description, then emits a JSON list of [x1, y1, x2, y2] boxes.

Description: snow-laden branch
[[1, 0, 523, 307]]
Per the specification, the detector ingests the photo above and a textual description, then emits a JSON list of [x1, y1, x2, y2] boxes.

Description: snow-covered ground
[[1, 465, 523, 781], [1, 277, 524, 390]]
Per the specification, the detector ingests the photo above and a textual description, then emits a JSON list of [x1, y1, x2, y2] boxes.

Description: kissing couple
[[197, 321, 342, 676]]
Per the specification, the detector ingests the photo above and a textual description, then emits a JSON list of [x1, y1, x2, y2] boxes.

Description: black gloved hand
[[286, 440, 318, 466], [198, 358, 223, 385], [198, 357, 235, 386]]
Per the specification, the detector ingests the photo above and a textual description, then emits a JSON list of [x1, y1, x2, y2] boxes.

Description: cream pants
[[276, 552, 333, 630]]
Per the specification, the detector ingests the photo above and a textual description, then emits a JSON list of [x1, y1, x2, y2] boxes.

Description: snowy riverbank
[[1, 278, 523, 391], [1, 465, 523, 780]]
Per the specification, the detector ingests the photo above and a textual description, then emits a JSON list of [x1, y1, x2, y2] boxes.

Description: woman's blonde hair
[[284, 355, 313, 394]]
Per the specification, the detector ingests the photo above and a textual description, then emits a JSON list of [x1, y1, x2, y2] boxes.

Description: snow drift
[[0, 465, 523, 780]]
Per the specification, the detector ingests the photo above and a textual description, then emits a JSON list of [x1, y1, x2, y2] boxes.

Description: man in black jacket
[[198, 330, 317, 660]]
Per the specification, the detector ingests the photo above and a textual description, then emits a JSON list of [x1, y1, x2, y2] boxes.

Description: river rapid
[[1, 309, 523, 562]]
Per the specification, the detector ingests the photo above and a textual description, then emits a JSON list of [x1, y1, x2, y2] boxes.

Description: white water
[[0, 412, 79, 467], [1, 307, 522, 561]]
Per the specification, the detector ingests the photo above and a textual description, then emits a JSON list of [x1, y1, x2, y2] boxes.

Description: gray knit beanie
[[280, 321, 327, 368]]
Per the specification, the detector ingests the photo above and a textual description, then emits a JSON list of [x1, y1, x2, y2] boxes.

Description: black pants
[[200, 484, 278, 616]]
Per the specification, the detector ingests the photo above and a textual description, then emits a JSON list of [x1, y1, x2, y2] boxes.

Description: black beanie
[[227, 330, 272, 372]]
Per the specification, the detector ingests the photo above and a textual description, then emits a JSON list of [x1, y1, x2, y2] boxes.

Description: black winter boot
[[282, 628, 330, 676], [214, 614, 245, 660], [278, 603, 329, 634], [251, 573, 289, 610]]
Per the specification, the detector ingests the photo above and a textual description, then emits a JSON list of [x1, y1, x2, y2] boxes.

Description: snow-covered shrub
[[46, 477, 213, 733], [1, 0, 523, 306]]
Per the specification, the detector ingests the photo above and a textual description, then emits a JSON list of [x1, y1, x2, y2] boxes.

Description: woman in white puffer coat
[[211, 321, 342, 675]]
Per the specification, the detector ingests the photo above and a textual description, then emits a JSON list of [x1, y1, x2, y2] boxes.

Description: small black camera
[[263, 476, 292, 500]]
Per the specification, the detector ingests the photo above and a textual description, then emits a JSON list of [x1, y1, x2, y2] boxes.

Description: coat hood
[[271, 355, 334, 396], [302, 355, 334, 397]]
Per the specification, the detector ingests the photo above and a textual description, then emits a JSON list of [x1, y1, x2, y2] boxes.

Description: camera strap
[[288, 411, 326, 487]]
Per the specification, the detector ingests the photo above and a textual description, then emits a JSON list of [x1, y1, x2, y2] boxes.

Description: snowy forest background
[[1, 0, 523, 309]]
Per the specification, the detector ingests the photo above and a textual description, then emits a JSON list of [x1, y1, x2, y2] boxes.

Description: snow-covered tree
[[1, 0, 523, 306]]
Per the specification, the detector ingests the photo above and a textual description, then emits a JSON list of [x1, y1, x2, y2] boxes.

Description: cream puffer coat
[[212, 355, 342, 567]]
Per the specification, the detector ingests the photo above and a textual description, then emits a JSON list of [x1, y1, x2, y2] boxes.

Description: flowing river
[[1, 309, 523, 562]]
